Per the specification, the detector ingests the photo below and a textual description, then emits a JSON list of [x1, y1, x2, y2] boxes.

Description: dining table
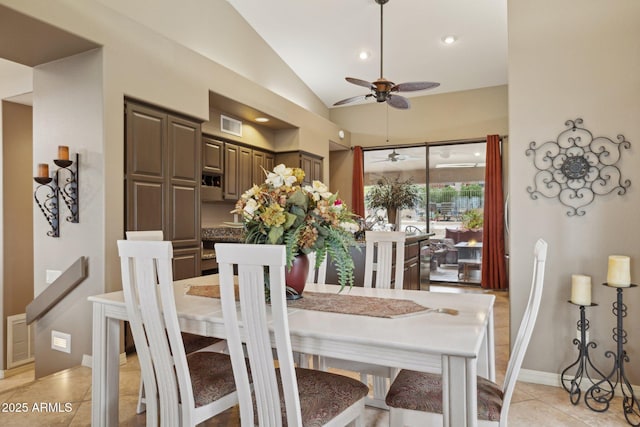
[[90, 274, 495, 427]]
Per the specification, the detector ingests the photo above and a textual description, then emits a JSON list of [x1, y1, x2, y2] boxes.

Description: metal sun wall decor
[[526, 118, 631, 216]]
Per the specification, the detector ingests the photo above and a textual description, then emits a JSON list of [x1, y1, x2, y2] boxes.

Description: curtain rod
[[353, 135, 508, 151]]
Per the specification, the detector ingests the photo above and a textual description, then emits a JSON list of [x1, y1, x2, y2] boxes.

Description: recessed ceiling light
[[255, 117, 269, 123], [474, 152, 481, 156], [359, 50, 370, 60], [442, 35, 457, 45]]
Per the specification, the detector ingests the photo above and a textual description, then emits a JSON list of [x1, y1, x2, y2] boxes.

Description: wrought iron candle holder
[[54, 153, 79, 223], [561, 301, 610, 405], [33, 176, 59, 237], [584, 284, 640, 426], [33, 153, 79, 237]]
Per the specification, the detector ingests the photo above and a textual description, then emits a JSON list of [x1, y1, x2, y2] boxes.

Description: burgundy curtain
[[481, 135, 508, 290], [352, 146, 365, 217]]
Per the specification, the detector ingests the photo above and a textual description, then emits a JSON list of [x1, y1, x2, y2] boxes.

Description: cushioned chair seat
[[186, 352, 237, 408], [270, 368, 369, 427], [297, 368, 369, 426], [385, 370, 503, 422]]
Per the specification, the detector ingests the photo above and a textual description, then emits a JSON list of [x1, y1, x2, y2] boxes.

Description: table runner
[[185, 284, 428, 319]]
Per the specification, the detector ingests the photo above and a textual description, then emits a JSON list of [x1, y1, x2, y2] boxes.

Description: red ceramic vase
[[285, 253, 310, 297]]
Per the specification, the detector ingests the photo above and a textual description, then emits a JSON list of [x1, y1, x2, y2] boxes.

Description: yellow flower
[[292, 168, 305, 184], [260, 203, 286, 227]]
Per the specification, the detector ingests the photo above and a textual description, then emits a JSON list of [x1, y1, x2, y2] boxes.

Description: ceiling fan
[[373, 148, 407, 162], [372, 148, 421, 163], [333, 0, 440, 110]]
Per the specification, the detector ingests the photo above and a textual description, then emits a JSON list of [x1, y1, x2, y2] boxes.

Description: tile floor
[[0, 286, 631, 426]]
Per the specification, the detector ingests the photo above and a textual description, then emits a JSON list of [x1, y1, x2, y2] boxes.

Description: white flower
[[266, 164, 296, 188], [304, 180, 332, 200], [243, 198, 259, 217], [241, 185, 260, 200], [339, 221, 359, 233]]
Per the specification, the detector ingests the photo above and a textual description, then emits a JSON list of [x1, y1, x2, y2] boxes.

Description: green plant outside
[[462, 208, 484, 229]]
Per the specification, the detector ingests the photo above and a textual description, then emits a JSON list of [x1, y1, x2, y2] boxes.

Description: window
[[363, 146, 427, 232], [429, 142, 486, 284], [362, 142, 487, 284]]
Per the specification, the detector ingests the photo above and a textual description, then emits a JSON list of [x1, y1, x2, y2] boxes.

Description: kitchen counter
[[201, 226, 244, 242]]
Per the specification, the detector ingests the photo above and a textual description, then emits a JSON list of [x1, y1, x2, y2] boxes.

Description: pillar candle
[[37, 163, 49, 178], [58, 145, 69, 160], [607, 255, 631, 287], [570, 274, 591, 305]]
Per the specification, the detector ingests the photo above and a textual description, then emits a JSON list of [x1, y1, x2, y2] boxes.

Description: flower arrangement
[[233, 164, 360, 290]]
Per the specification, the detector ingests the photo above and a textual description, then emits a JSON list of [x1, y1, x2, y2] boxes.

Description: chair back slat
[[118, 240, 195, 426], [500, 238, 547, 421], [217, 243, 303, 427], [306, 252, 328, 284], [363, 231, 406, 289]]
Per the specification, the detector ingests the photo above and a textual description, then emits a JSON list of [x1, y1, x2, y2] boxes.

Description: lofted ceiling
[[227, 0, 508, 109]]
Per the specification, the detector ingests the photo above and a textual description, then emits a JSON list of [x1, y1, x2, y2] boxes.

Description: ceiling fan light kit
[[333, 0, 439, 109]]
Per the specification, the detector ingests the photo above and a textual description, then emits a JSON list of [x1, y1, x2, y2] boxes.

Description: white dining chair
[[385, 238, 548, 426], [118, 240, 240, 426], [216, 243, 368, 427], [306, 250, 328, 285], [294, 251, 329, 369], [363, 230, 406, 291], [318, 230, 406, 409], [126, 230, 226, 418]]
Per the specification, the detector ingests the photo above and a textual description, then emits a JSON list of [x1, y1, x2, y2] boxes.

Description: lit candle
[[570, 274, 591, 305], [58, 145, 69, 160], [607, 255, 631, 287], [37, 163, 49, 178]]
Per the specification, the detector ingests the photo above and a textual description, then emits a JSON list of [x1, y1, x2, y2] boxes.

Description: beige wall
[[0, 60, 32, 372], [330, 85, 508, 147], [202, 107, 277, 152], [508, 0, 640, 382], [2, 101, 33, 368], [32, 50, 105, 377]]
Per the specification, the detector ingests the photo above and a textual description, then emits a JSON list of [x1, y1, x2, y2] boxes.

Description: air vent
[[221, 115, 242, 137]]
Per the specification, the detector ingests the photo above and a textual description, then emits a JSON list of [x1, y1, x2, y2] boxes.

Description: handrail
[[26, 256, 88, 324]]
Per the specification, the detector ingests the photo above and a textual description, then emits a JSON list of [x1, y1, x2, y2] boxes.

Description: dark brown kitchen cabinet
[[275, 151, 323, 185], [125, 100, 201, 279], [223, 142, 240, 199], [403, 242, 421, 290], [238, 145, 252, 196], [325, 235, 429, 291], [252, 149, 275, 184], [223, 142, 252, 200], [224, 142, 275, 199], [172, 246, 200, 280], [202, 136, 223, 174]]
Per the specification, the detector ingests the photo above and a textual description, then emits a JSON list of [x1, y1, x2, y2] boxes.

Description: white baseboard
[[0, 362, 35, 379], [519, 368, 640, 395], [518, 368, 563, 387], [81, 352, 127, 368]]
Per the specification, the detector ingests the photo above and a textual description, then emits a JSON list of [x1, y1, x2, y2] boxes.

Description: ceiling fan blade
[[386, 94, 410, 109], [345, 77, 375, 90], [333, 94, 370, 106], [392, 81, 441, 92]]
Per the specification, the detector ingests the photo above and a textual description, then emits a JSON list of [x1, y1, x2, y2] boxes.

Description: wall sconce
[[33, 146, 80, 237]]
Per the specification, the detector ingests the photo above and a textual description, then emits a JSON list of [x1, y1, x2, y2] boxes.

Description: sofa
[[444, 228, 483, 244]]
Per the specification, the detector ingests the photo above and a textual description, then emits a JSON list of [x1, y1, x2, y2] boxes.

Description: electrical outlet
[[51, 330, 71, 353], [46, 269, 62, 284]]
